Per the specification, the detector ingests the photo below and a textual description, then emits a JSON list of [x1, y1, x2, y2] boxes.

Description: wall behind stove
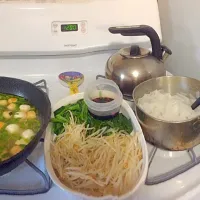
[[158, 0, 200, 79]]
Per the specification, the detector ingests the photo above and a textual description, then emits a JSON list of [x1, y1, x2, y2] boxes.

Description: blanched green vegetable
[[51, 99, 133, 135]]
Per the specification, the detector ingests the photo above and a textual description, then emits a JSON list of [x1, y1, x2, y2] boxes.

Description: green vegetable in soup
[[0, 93, 41, 162], [52, 99, 133, 135], [20, 119, 41, 132]]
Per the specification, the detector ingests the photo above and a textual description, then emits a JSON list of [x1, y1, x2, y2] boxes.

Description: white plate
[[44, 92, 148, 200]]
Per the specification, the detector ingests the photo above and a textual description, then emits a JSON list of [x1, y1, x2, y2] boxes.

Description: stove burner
[[0, 140, 52, 195], [0, 79, 52, 195], [146, 146, 200, 185], [34, 79, 49, 95]]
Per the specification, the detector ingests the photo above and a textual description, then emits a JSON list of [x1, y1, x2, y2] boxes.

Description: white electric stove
[[0, 0, 200, 199], [0, 55, 200, 200]]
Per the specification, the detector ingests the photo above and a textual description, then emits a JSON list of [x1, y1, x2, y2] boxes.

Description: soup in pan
[[0, 93, 40, 162]]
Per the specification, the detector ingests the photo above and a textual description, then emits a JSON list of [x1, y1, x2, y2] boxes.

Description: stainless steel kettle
[[105, 25, 172, 100]]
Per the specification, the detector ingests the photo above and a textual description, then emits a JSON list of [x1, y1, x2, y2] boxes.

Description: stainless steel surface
[[106, 25, 172, 98], [120, 47, 150, 59], [106, 48, 166, 98], [133, 76, 200, 150]]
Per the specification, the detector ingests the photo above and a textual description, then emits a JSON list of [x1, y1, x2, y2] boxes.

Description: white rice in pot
[[137, 90, 200, 122]]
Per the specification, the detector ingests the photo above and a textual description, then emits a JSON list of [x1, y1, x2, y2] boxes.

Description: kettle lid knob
[[130, 45, 140, 56], [119, 45, 150, 58]]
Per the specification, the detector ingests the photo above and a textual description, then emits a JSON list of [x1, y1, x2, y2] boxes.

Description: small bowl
[[84, 79, 123, 119]]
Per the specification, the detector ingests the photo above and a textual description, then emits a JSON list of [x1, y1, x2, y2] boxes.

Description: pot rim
[[132, 75, 200, 124]]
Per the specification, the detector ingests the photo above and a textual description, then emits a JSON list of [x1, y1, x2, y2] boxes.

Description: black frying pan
[[0, 77, 51, 176]]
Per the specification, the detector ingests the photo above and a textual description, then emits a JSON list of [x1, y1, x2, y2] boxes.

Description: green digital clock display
[[61, 24, 78, 32]]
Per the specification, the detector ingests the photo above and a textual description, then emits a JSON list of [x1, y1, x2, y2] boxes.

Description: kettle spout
[[161, 45, 172, 62]]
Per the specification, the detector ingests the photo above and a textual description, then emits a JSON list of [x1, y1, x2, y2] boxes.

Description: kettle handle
[[109, 25, 172, 60]]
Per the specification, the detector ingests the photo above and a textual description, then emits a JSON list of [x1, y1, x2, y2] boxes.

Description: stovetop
[[0, 54, 200, 200]]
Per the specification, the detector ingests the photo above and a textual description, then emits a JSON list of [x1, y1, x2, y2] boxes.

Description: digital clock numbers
[[61, 24, 78, 32]]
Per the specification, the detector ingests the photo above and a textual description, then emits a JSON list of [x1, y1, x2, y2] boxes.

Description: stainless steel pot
[[133, 76, 200, 151]]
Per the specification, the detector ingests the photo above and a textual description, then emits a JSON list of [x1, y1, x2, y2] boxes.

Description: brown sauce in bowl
[[92, 97, 114, 103]]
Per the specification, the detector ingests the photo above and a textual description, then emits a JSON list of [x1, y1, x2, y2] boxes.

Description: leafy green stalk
[[51, 99, 133, 135]]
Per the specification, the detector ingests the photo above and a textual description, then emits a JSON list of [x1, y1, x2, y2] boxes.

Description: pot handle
[[108, 25, 172, 60]]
